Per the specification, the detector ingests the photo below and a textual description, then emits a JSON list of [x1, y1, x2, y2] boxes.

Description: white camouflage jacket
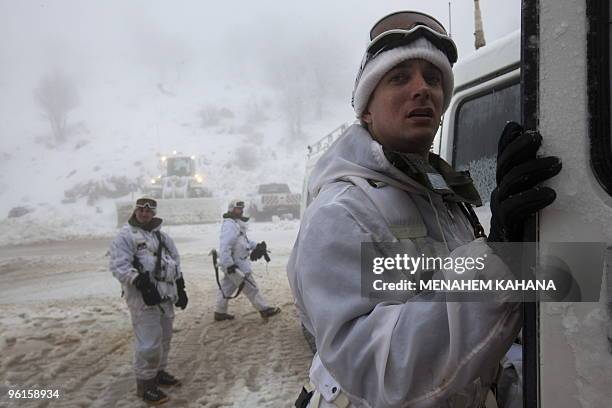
[[287, 124, 521, 408], [109, 218, 182, 308], [219, 216, 257, 274]]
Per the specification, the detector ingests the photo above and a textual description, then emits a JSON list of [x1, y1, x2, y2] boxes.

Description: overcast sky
[[0, 0, 521, 105]]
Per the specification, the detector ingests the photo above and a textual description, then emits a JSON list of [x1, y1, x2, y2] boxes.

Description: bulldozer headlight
[[195, 174, 204, 183], [151, 178, 157, 184]]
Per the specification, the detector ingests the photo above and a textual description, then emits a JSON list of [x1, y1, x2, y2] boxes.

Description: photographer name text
[[372, 279, 557, 292]]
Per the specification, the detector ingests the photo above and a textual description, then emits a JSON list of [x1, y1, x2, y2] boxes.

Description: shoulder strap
[[154, 231, 167, 278], [457, 202, 486, 238], [155, 230, 168, 252]]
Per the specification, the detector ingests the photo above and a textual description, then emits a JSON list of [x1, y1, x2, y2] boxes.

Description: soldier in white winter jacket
[[213, 199, 280, 321], [110, 197, 188, 405], [288, 10, 562, 408]]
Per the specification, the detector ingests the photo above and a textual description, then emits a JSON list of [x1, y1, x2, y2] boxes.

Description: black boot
[[157, 370, 182, 387], [137, 378, 169, 405], [260, 307, 281, 318], [214, 312, 235, 321]]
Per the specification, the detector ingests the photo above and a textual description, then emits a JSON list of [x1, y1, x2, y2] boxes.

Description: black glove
[[250, 241, 270, 262], [133, 273, 163, 306], [227, 264, 237, 274], [175, 278, 188, 310], [489, 122, 562, 242]]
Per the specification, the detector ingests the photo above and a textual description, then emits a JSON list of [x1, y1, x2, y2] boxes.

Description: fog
[[0, 0, 520, 117], [0, 0, 520, 219]]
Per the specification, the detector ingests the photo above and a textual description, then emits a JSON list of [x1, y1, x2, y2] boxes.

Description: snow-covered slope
[[0, 64, 353, 246]]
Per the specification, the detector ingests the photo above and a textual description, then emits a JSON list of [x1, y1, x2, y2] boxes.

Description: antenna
[[448, 1, 452, 37]]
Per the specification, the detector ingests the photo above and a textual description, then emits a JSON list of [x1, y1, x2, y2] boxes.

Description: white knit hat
[[352, 37, 454, 118], [228, 198, 245, 211]]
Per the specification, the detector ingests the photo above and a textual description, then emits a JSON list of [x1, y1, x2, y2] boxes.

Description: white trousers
[[129, 301, 175, 380], [214, 273, 269, 313]]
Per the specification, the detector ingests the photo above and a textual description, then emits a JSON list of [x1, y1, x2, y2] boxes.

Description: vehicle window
[[452, 82, 520, 202], [167, 158, 192, 177], [586, 0, 612, 195]]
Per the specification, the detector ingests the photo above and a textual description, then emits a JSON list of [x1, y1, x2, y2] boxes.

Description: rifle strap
[[457, 202, 486, 239], [154, 231, 168, 279], [211, 249, 244, 299]]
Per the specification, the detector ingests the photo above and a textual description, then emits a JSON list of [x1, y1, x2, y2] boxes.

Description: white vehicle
[[443, 3, 611, 406], [519, 1, 611, 406], [115, 152, 223, 226], [435, 29, 520, 234], [300, 1, 612, 404], [144, 153, 212, 199], [247, 183, 301, 221]]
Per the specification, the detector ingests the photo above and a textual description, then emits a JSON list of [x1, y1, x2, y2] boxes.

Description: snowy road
[[0, 221, 312, 407]]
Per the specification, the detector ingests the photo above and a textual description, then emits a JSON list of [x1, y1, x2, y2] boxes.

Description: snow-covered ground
[[0, 2, 531, 406], [0, 220, 312, 407], [0, 5, 348, 404]]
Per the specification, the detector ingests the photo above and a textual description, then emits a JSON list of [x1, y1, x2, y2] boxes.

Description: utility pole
[[474, 0, 486, 49]]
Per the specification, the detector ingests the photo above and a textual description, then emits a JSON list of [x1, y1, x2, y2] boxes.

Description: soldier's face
[[361, 59, 444, 158], [231, 207, 244, 218], [135, 207, 155, 224]]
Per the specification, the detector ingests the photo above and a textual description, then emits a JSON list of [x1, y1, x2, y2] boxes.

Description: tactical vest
[[130, 226, 180, 301]]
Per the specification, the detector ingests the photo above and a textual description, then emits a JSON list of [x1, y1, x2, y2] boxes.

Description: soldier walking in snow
[[213, 198, 281, 321], [110, 197, 188, 405]]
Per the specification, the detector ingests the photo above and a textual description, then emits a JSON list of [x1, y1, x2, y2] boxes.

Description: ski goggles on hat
[[352, 11, 457, 106], [232, 201, 245, 208], [135, 198, 157, 210], [366, 11, 457, 64]]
